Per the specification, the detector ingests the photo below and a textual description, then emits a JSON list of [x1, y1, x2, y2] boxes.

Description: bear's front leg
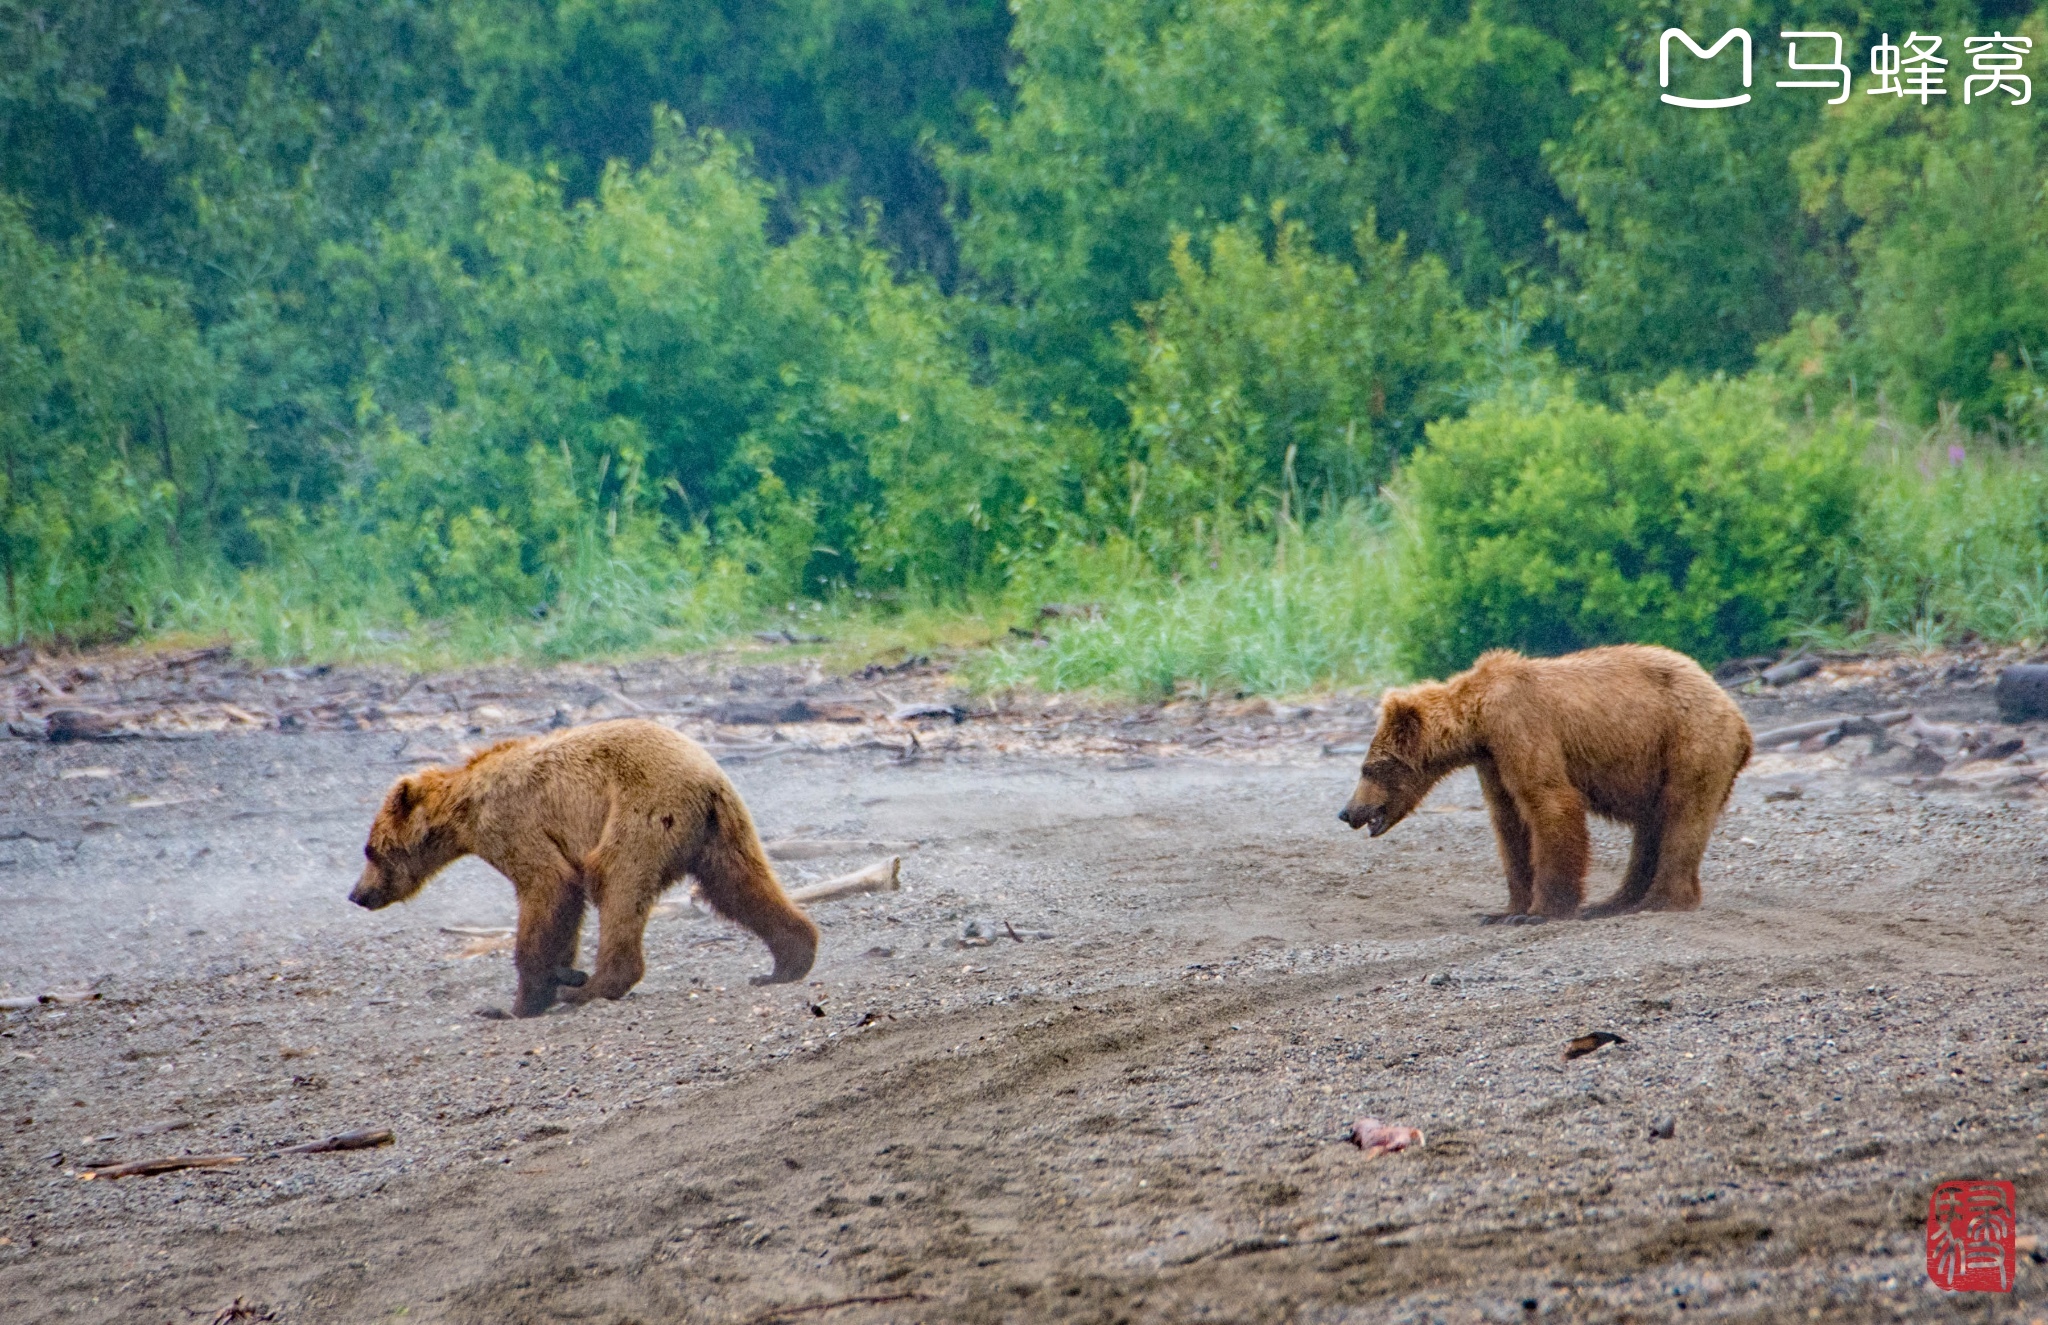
[[1476, 763, 1536, 923], [511, 881, 586, 1018]]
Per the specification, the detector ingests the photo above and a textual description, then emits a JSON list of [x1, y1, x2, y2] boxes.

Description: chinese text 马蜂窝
[[1660, 29, 2031, 108]]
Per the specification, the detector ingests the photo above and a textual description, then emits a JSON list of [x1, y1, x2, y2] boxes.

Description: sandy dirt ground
[[0, 647, 2045, 1323]]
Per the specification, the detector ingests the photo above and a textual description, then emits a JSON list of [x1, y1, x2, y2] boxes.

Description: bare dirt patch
[[0, 647, 2044, 1322]]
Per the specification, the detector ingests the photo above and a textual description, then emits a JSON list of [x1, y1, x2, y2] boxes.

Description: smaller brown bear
[[351, 718, 818, 1016], [1338, 645, 1752, 921]]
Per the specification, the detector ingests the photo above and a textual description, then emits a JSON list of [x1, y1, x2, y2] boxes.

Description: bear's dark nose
[[1336, 807, 1353, 826]]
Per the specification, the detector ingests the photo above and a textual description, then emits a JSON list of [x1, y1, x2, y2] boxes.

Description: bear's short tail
[[690, 784, 819, 985]]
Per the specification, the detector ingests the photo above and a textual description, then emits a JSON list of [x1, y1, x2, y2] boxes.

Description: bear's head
[[1338, 691, 1432, 837], [351, 772, 464, 910]]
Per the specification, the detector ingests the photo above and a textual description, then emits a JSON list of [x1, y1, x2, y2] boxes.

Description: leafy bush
[[304, 115, 1034, 614], [1394, 379, 1865, 675]]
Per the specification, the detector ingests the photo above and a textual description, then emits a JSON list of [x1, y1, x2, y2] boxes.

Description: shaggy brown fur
[[351, 719, 818, 1016], [1338, 646, 1752, 920]]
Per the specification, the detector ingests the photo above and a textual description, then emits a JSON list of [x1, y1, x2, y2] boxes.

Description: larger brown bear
[[351, 718, 819, 1016], [1338, 645, 1751, 921]]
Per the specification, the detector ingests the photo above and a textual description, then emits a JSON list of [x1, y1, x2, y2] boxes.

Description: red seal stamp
[[1925, 1179, 2017, 1292]]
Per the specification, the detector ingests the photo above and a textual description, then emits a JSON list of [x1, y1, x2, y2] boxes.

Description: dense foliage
[[2, 0, 2046, 673], [1395, 381, 1866, 674]]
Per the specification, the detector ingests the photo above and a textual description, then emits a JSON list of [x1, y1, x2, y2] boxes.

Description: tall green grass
[[967, 510, 1403, 698], [1804, 435, 2048, 650], [149, 530, 759, 670]]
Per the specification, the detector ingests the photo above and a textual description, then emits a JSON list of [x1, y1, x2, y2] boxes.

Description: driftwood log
[[787, 857, 902, 905], [1751, 710, 1913, 749]]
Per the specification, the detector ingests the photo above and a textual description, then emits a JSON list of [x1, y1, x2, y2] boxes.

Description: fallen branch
[[281, 1128, 393, 1155], [439, 925, 514, 938], [1752, 709, 1912, 749], [80, 1153, 246, 1180], [745, 1293, 927, 1325], [787, 857, 901, 905]]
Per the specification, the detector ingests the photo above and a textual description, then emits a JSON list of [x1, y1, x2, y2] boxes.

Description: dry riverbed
[[0, 645, 2044, 1322]]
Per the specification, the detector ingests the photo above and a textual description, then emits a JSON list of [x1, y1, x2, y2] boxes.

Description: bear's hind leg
[[691, 792, 819, 986], [1581, 812, 1664, 918], [1638, 781, 1722, 912]]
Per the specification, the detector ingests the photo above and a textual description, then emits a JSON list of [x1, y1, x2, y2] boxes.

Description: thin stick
[[281, 1128, 393, 1155], [80, 1153, 247, 1180]]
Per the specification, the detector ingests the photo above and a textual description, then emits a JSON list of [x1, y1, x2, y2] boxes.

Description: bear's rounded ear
[[1377, 695, 1424, 763], [390, 777, 418, 818]]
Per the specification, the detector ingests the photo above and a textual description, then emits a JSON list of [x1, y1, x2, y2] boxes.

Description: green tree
[[946, 0, 1620, 421], [448, 0, 1013, 276], [1118, 216, 1471, 554]]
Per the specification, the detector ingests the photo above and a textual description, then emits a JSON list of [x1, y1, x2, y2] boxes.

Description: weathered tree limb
[[1752, 710, 1912, 749], [787, 857, 901, 905], [81, 1153, 246, 1179]]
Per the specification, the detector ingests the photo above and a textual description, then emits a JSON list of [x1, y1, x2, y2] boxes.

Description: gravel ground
[[0, 645, 2044, 1323]]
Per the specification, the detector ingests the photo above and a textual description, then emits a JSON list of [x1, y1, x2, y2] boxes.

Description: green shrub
[[1394, 379, 1865, 675]]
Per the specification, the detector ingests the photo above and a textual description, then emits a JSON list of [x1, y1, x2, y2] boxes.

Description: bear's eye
[[363, 844, 378, 863]]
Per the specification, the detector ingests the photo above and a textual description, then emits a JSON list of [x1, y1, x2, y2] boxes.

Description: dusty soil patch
[[0, 647, 2044, 1322]]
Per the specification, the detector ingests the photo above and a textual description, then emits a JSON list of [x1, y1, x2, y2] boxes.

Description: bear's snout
[[350, 868, 394, 909], [1338, 798, 1390, 836]]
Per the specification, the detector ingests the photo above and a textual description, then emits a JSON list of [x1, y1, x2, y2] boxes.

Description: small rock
[[1996, 665, 2048, 723], [1425, 971, 1450, 987], [1648, 1116, 1677, 1140], [45, 709, 119, 743]]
